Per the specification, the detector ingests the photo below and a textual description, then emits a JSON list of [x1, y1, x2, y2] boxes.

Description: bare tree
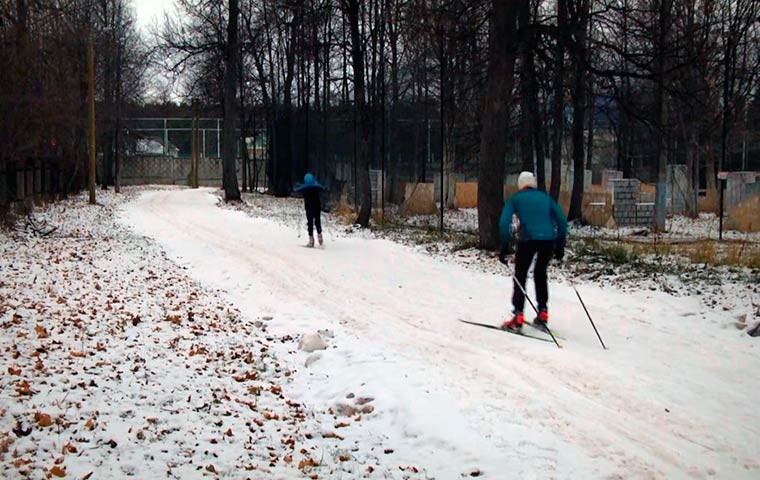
[[222, 0, 241, 201], [341, 0, 372, 227], [477, 0, 519, 249]]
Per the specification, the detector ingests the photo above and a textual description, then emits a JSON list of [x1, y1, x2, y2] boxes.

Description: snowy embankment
[[2, 187, 759, 479]]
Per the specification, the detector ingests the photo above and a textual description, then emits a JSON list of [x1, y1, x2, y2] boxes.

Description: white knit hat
[[517, 171, 537, 190]]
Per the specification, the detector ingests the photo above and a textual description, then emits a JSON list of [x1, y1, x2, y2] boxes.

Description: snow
[[2, 187, 758, 479], [122, 188, 758, 478], [572, 212, 760, 243]]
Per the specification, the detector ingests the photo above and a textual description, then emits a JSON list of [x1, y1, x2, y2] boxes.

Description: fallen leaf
[[232, 371, 257, 382], [225, 428, 233, 437], [69, 351, 87, 358], [61, 442, 77, 454], [15, 380, 36, 396], [339, 455, 350, 462], [283, 454, 292, 464], [35, 324, 49, 339], [12, 458, 31, 467], [81, 472, 94, 480], [84, 418, 95, 430], [298, 457, 318, 470], [34, 412, 53, 427], [335, 422, 350, 429], [262, 411, 279, 420], [205, 464, 216, 473], [49, 465, 66, 477], [188, 345, 207, 356], [270, 385, 282, 395], [321, 432, 344, 440], [7, 366, 21, 376]]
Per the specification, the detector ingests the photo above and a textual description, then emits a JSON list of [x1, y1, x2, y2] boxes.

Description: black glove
[[499, 242, 513, 265], [554, 241, 565, 261]]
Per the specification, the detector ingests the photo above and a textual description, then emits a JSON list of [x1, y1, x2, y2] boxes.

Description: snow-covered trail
[[121, 188, 759, 479]]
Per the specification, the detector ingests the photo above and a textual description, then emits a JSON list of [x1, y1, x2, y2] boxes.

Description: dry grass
[[660, 239, 760, 269], [698, 189, 719, 213], [746, 249, 760, 269], [687, 241, 718, 265], [726, 195, 760, 232], [332, 201, 356, 224], [575, 237, 760, 270]]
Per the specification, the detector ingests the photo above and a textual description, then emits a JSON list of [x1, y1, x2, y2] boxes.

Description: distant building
[[135, 138, 180, 157]]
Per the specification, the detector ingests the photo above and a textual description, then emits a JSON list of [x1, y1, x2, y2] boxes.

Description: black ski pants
[[512, 240, 554, 314], [307, 208, 322, 236]]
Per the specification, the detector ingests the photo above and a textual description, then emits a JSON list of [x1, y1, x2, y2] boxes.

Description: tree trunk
[[114, 24, 122, 194], [344, 0, 372, 227], [653, 0, 673, 230], [239, 48, 249, 193], [585, 78, 594, 171], [222, 0, 241, 201], [549, 0, 567, 200], [387, 0, 400, 203], [477, 0, 519, 249], [518, 2, 534, 175], [679, 114, 698, 217], [567, 0, 589, 222]]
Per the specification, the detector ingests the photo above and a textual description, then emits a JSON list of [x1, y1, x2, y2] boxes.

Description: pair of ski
[[460, 264, 607, 350], [459, 318, 562, 345]]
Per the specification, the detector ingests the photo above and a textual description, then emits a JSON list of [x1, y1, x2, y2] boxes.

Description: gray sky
[[133, 0, 176, 33], [133, 0, 179, 101]]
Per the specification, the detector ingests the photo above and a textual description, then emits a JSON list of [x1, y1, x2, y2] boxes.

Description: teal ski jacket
[[498, 188, 568, 246]]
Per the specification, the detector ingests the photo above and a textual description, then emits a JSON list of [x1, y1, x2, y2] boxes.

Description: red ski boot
[[533, 309, 549, 331], [502, 313, 524, 333]]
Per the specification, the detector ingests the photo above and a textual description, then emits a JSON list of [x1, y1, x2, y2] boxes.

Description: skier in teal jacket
[[498, 171, 567, 333]]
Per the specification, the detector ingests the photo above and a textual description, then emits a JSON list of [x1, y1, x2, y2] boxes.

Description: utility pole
[[380, 0, 387, 222], [87, 32, 96, 205], [191, 108, 199, 188], [439, 9, 445, 233]]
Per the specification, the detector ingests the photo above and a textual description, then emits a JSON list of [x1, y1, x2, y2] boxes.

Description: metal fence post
[[216, 119, 221, 158], [163, 118, 169, 156]]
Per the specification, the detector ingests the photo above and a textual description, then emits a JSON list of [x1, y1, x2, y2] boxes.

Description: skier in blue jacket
[[498, 171, 567, 333], [295, 173, 324, 247]]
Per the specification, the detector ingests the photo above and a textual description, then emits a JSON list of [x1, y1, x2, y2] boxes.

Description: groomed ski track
[[121, 188, 759, 479]]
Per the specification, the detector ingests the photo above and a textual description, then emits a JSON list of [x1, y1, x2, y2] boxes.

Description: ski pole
[[508, 264, 562, 349], [570, 282, 607, 350]]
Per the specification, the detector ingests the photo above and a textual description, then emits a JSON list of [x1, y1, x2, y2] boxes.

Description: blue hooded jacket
[[295, 173, 324, 214], [295, 173, 324, 192], [498, 188, 567, 247]]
